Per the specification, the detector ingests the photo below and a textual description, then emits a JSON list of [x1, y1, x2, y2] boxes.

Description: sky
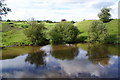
[[2, 0, 119, 21]]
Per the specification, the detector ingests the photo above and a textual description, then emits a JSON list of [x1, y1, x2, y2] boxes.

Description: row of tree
[[24, 21, 80, 45], [1, 0, 112, 45], [24, 7, 112, 45], [24, 20, 109, 45]]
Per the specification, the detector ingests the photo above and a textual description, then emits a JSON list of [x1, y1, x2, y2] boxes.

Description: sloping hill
[[74, 20, 94, 36], [105, 19, 118, 35], [1, 22, 31, 47], [74, 19, 119, 43], [74, 19, 118, 36]]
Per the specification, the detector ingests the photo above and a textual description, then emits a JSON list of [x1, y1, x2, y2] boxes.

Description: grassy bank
[[74, 19, 119, 43], [1, 21, 56, 47], [1, 19, 119, 47]]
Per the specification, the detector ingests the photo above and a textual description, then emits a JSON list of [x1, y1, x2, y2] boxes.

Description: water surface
[[0, 44, 119, 78]]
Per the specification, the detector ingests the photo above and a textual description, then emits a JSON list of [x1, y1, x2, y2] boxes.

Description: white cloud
[[109, 1, 118, 18], [2, 0, 119, 21]]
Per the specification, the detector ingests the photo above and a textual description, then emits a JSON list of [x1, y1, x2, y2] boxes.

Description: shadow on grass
[[76, 36, 87, 43], [105, 35, 119, 44]]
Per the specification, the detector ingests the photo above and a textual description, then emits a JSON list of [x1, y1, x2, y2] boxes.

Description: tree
[[24, 22, 48, 45], [98, 8, 111, 23], [0, 0, 11, 20], [44, 20, 53, 23], [6, 19, 10, 22], [61, 19, 66, 22], [49, 22, 79, 44], [87, 21, 108, 43]]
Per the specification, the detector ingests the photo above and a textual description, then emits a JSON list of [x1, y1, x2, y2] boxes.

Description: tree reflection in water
[[1, 44, 119, 78], [24, 44, 115, 69], [25, 51, 45, 67], [87, 44, 110, 66], [51, 45, 79, 60], [25, 45, 79, 68]]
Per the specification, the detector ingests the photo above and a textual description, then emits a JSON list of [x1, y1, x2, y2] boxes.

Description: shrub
[[7, 19, 11, 22], [49, 22, 79, 44], [87, 21, 108, 43], [61, 19, 66, 22], [37, 20, 42, 23], [24, 22, 48, 45], [9, 23, 13, 24], [21, 24, 29, 28], [44, 20, 53, 23], [71, 21, 76, 23], [105, 35, 118, 44]]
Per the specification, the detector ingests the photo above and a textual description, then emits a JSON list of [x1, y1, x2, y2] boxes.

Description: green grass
[[2, 28, 31, 47], [74, 19, 118, 36], [1, 22, 31, 47], [105, 19, 118, 35], [1, 22, 56, 47], [74, 19, 119, 43], [74, 20, 94, 36], [1, 19, 119, 47]]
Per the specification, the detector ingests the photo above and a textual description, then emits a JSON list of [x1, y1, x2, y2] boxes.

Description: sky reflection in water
[[0, 44, 119, 78]]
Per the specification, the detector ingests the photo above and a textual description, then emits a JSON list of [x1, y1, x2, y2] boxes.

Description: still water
[[0, 44, 119, 78]]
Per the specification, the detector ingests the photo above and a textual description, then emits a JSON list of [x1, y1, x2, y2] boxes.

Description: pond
[[0, 43, 120, 79]]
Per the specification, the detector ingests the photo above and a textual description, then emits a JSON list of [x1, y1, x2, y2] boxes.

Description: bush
[[71, 21, 76, 23], [9, 23, 13, 24], [21, 24, 29, 28], [24, 22, 48, 45], [87, 21, 108, 43], [105, 35, 118, 44], [44, 20, 53, 23], [7, 19, 11, 22], [61, 19, 66, 22], [49, 22, 79, 44], [37, 20, 42, 23], [76, 35, 87, 42]]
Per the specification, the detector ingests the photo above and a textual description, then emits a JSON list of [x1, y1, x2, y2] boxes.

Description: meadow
[[1, 19, 119, 47]]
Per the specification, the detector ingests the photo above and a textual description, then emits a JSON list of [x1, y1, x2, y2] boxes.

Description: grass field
[[1, 19, 119, 47], [74, 19, 118, 36], [74, 19, 119, 43], [1, 21, 56, 47]]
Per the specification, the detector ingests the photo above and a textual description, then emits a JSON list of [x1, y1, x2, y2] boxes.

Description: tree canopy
[[98, 8, 111, 23], [49, 22, 79, 44], [87, 21, 108, 43], [24, 22, 48, 45], [0, 0, 11, 15], [0, 0, 11, 20]]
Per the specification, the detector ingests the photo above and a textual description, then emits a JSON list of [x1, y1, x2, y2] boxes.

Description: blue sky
[[3, 0, 119, 21]]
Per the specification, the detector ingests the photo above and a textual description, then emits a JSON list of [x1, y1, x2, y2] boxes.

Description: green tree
[[61, 19, 66, 22], [24, 22, 47, 45], [98, 8, 111, 23], [49, 22, 79, 44], [6, 19, 10, 22], [87, 21, 108, 43], [0, 0, 11, 20]]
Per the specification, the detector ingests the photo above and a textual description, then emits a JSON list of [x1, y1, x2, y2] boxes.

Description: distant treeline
[[5, 19, 76, 23]]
